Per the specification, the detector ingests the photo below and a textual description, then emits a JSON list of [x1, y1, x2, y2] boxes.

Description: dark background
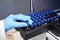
[[0, 0, 60, 20], [33, 0, 60, 11]]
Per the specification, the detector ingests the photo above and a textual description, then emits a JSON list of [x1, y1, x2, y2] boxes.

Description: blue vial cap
[[51, 17, 54, 20], [41, 20, 45, 24], [40, 15, 43, 18], [38, 22, 41, 24], [34, 23, 37, 26], [56, 16, 59, 18], [43, 12, 47, 15], [46, 10, 51, 14], [41, 15, 45, 18], [54, 16, 57, 19], [43, 15, 46, 18], [38, 19, 41, 22], [47, 18, 51, 21], [35, 20, 38, 22], [40, 14, 43, 16], [44, 19, 48, 23]]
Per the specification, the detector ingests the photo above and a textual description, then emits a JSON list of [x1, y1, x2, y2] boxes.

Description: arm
[[0, 20, 7, 40]]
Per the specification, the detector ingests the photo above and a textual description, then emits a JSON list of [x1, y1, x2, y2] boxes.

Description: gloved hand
[[4, 14, 33, 31]]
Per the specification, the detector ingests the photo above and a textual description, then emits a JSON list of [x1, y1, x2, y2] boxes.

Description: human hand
[[4, 14, 33, 31]]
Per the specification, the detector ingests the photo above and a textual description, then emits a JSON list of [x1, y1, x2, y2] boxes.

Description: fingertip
[[28, 19, 33, 25], [23, 23, 28, 26], [19, 22, 28, 27]]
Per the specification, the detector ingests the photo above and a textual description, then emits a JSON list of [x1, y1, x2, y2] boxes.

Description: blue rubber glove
[[4, 14, 33, 31]]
